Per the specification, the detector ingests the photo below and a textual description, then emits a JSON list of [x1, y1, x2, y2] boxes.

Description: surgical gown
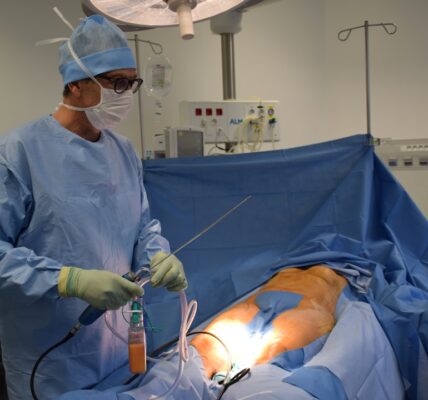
[[0, 116, 170, 399]]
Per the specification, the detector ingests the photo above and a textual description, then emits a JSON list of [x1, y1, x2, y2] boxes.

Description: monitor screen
[[177, 130, 204, 157]]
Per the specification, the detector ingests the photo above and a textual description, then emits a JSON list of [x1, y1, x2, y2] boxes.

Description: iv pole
[[338, 21, 397, 135], [128, 35, 163, 157]]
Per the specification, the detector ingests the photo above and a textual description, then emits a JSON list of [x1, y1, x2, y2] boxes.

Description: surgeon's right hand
[[58, 266, 144, 310]]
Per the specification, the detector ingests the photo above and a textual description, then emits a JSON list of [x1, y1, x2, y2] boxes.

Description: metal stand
[[210, 10, 242, 101], [221, 33, 236, 100], [128, 35, 163, 157], [338, 21, 397, 134]]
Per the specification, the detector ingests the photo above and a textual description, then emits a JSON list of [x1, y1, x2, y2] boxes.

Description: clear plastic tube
[[104, 311, 127, 343], [148, 290, 197, 400], [103, 276, 198, 399], [104, 311, 176, 362]]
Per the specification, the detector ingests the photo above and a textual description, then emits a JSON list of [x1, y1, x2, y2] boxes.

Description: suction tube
[[104, 277, 197, 400], [147, 290, 197, 399]]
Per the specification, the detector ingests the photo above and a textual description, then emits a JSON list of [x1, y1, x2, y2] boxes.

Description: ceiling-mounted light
[[82, 0, 252, 39]]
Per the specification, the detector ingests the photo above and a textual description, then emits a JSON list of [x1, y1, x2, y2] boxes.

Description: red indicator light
[[216, 108, 223, 116], [195, 108, 202, 116], [206, 108, 213, 116]]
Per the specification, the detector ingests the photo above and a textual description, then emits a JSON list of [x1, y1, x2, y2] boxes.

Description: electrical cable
[[208, 144, 228, 156], [216, 367, 251, 400], [110, 277, 198, 400], [235, 106, 266, 154], [123, 373, 140, 386], [119, 330, 233, 388], [30, 324, 81, 400], [32, 310, 235, 400]]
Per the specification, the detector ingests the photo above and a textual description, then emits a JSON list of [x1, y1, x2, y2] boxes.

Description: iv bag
[[144, 55, 173, 99]]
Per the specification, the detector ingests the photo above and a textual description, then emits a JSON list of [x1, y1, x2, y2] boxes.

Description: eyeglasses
[[97, 75, 143, 94]]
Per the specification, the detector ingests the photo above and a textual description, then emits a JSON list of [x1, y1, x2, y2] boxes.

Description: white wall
[[0, 0, 427, 152], [0, 0, 85, 131], [324, 0, 428, 141]]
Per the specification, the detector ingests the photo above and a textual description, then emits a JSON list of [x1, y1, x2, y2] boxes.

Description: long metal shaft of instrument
[[79, 195, 252, 326], [150, 195, 252, 270]]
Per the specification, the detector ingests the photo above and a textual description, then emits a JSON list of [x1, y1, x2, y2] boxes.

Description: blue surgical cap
[[59, 15, 136, 85]]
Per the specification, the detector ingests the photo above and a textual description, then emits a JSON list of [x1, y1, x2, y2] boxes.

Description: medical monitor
[[165, 126, 205, 158]]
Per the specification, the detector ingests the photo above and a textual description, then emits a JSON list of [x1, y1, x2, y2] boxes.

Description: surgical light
[[82, 0, 253, 39]]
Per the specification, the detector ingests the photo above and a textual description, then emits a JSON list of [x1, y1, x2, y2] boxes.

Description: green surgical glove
[[150, 251, 188, 291], [58, 266, 144, 310]]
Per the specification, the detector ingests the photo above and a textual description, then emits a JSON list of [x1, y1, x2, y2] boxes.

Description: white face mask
[[60, 85, 134, 131]]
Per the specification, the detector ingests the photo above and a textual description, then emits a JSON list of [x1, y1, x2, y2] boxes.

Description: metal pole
[[221, 33, 236, 100], [364, 21, 371, 134], [338, 21, 397, 136], [134, 33, 145, 157]]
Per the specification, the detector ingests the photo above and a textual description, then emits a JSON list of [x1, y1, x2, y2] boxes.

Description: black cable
[[216, 368, 251, 400], [30, 325, 80, 400], [31, 325, 231, 397], [123, 373, 140, 385], [150, 335, 179, 358], [125, 331, 232, 386]]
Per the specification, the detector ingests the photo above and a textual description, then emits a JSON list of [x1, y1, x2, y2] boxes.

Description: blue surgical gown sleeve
[[131, 155, 170, 271], [0, 159, 62, 310], [0, 117, 174, 400]]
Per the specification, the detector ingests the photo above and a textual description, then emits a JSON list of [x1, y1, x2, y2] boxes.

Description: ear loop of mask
[[36, 7, 105, 112]]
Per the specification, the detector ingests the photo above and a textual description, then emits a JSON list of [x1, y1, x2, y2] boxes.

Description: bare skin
[[191, 265, 348, 378], [53, 68, 137, 142]]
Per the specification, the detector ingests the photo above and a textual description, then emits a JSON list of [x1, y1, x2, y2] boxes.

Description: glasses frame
[[97, 75, 143, 94]]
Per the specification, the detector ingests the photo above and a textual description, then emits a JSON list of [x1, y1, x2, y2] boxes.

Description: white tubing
[[148, 290, 197, 399], [103, 274, 198, 399], [104, 310, 177, 363], [104, 311, 127, 344]]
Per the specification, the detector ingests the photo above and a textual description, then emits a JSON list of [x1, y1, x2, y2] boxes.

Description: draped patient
[[191, 265, 348, 378]]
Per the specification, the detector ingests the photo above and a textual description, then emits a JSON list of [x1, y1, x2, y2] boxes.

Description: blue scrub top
[[0, 116, 169, 399]]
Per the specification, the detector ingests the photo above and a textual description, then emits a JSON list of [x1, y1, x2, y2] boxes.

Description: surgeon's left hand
[[150, 251, 188, 291]]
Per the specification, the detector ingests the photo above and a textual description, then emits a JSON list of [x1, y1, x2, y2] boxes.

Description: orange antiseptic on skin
[[191, 265, 348, 378]]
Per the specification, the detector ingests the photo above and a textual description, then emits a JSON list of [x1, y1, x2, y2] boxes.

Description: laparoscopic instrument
[[78, 194, 252, 327], [30, 195, 252, 400]]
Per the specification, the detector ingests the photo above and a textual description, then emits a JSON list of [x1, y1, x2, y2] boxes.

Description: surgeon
[[0, 14, 187, 400]]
